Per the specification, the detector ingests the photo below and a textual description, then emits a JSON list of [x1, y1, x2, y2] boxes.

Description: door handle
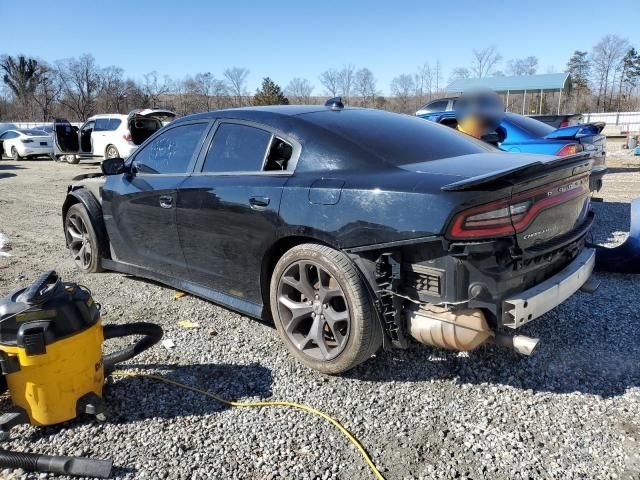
[[249, 196, 270, 209], [159, 195, 174, 209]]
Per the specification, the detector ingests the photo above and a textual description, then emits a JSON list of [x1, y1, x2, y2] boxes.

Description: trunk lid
[[433, 152, 593, 249]]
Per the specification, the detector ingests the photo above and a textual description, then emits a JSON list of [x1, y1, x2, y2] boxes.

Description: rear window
[[19, 129, 47, 136], [300, 109, 493, 166], [107, 118, 121, 131], [506, 113, 555, 138]]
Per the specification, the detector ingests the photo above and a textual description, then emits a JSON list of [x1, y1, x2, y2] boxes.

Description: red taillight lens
[[123, 131, 132, 142], [560, 121, 569, 128], [556, 143, 583, 156], [21, 139, 33, 144], [448, 174, 589, 239]]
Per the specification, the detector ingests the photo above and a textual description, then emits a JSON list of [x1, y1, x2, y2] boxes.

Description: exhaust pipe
[[406, 307, 539, 355], [492, 333, 539, 356]]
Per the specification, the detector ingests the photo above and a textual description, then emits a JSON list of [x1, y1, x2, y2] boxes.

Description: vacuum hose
[[0, 449, 112, 478], [103, 322, 164, 370]]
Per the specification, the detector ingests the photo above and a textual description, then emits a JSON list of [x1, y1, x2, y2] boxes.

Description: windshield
[[506, 113, 555, 138], [300, 109, 494, 166]]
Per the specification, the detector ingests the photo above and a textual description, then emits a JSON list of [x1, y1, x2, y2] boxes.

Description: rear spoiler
[[441, 152, 592, 192], [545, 122, 606, 139]]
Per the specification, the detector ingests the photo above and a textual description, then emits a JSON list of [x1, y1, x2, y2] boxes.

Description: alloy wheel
[[106, 146, 119, 159], [277, 260, 350, 361], [11, 147, 18, 161], [66, 213, 93, 269]]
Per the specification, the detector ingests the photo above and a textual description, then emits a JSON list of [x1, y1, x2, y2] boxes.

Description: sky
[[1, 0, 638, 95]]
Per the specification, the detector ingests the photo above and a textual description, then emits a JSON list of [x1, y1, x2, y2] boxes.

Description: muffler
[[594, 197, 640, 274], [406, 306, 539, 355]]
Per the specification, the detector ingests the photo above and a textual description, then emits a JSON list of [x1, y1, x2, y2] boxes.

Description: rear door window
[[133, 122, 208, 174], [107, 118, 121, 131], [424, 100, 448, 112], [94, 118, 110, 131], [202, 123, 272, 173]]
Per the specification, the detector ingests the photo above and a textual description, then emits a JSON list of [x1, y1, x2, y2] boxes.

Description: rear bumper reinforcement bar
[[502, 247, 596, 329]]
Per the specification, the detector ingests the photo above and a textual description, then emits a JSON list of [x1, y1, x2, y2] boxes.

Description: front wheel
[[66, 154, 80, 164], [11, 147, 21, 161], [64, 204, 103, 273], [270, 243, 382, 374]]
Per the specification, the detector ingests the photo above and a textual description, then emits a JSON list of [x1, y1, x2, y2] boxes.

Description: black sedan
[[60, 101, 597, 373]]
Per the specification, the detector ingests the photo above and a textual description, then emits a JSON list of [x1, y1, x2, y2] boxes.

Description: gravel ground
[[0, 154, 639, 480]]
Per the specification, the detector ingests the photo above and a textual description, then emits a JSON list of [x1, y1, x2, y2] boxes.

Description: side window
[[134, 123, 208, 175], [425, 100, 448, 113], [202, 123, 271, 173], [1, 131, 17, 139], [107, 118, 121, 131], [94, 118, 109, 131]]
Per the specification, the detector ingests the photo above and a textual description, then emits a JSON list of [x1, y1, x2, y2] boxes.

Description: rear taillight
[[556, 143, 583, 156], [21, 139, 33, 144], [560, 121, 569, 128], [123, 131, 132, 142], [449, 174, 589, 239]]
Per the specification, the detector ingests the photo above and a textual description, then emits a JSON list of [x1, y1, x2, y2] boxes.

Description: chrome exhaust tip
[[493, 333, 540, 356]]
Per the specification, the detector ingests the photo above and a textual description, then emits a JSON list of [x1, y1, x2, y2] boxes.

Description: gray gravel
[[0, 155, 639, 480]]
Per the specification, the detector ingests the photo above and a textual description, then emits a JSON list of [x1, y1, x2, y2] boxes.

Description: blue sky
[[1, 0, 638, 95]]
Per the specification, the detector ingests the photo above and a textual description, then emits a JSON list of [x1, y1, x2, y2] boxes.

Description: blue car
[[417, 108, 607, 192]]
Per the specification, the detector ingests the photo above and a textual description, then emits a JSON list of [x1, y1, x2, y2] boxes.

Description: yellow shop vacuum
[[0, 271, 163, 477]]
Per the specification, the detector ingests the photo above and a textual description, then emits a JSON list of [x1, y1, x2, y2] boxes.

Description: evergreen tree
[[566, 51, 590, 111], [253, 77, 289, 106]]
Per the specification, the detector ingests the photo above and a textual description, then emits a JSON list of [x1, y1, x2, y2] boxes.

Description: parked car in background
[[415, 97, 458, 116], [53, 109, 175, 164], [0, 123, 17, 135], [419, 110, 608, 192], [528, 113, 584, 129], [0, 129, 53, 160], [61, 103, 597, 373]]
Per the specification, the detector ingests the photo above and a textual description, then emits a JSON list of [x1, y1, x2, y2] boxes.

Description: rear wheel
[[66, 154, 80, 164], [64, 204, 103, 273], [11, 147, 21, 161], [105, 145, 120, 159], [270, 243, 382, 374]]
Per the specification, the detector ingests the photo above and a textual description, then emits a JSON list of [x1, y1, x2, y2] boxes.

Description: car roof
[[87, 114, 127, 120]]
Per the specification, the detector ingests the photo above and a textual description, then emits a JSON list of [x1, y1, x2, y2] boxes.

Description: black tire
[[64, 204, 103, 273], [105, 145, 120, 159], [66, 154, 80, 164], [11, 147, 21, 161], [270, 243, 382, 374]]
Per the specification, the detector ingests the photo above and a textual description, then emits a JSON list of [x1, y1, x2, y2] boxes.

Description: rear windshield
[[506, 113, 555, 138], [300, 109, 494, 165], [19, 129, 47, 136]]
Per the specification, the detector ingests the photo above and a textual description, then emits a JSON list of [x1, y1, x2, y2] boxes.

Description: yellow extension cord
[[111, 371, 386, 480]]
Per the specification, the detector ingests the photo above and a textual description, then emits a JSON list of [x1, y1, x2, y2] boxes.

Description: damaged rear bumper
[[502, 247, 596, 328]]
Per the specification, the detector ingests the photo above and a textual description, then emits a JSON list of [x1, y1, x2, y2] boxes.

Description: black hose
[[102, 322, 163, 370], [0, 449, 112, 478]]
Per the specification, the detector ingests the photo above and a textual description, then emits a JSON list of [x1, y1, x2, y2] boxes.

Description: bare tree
[[319, 69, 340, 97], [285, 77, 314, 104], [190, 72, 227, 111], [337, 64, 356, 103], [390, 74, 416, 113], [506, 56, 538, 76], [1, 55, 41, 118], [450, 67, 471, 81], [141, 70, 173, 108], [591, 35, 629, 111], [33, 63, 61, 121], [471, 46, 502, 78], [223, 67, 249, 107], [354, 68, 377, 107], [414, 62, 433, 105], [57, 54, 103, 120], [433, 60, 443, 91]]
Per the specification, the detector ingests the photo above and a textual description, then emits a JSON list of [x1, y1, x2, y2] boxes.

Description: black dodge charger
[[58, 101, 597, 373]]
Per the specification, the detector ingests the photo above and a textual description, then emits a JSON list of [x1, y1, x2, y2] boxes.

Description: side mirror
[[101, 157, 128, 176]]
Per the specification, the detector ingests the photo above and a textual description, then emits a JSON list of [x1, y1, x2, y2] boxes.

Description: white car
[[53, 109, 175, 164], [0, 129, 54, 160]]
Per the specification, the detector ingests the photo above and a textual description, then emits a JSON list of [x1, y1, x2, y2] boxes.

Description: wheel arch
[[62, 188, 111, 259]]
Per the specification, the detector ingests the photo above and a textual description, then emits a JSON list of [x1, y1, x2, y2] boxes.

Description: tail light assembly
[[123, 131, 133, 142], [21, 139, 33, 144], [448, 174, 589, 240], [556, 143, 583, 156]]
